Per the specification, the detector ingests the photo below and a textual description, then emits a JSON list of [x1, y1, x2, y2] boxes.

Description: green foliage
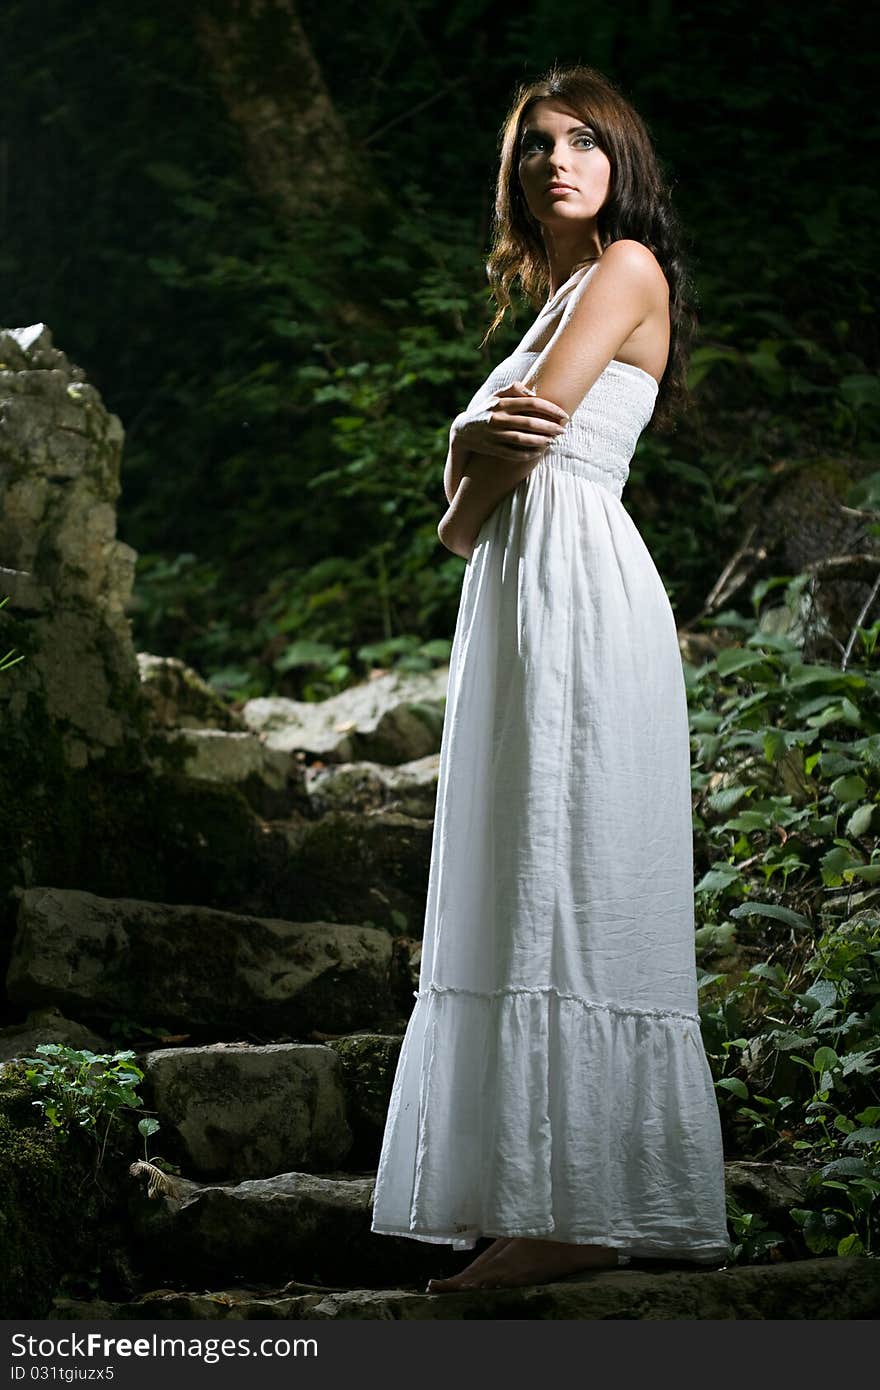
[[19, 1044, 160, 1182], [2, 0, 879, 1273], [724, 1196, 788, 1265], [689, 571, 880, 1261], [2, 3, 877, 701]]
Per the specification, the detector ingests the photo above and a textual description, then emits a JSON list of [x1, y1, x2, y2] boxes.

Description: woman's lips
[[546, 184, 576, 196]]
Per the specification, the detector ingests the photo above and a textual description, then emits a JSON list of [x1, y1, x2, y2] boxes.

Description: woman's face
[[517, 98, 611, 233]]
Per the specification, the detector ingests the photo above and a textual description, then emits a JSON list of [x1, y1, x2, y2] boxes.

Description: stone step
[[260, 808, 432, 936], [126, 1159, 826, 1297], [304, 753, 439, 819], [129, 1168, 453, 1290], [6, 886, 406, 1040], [138, 1033, 403, 1180], [50, 1257, 880, 1321], [241, 666, 448, 765], [147, 728, 303, 818]]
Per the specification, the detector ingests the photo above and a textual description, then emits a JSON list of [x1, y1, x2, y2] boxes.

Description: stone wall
[[0, 323, 143, 770]]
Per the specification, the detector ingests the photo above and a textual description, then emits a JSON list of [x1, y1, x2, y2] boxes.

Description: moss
[[0, 1061, 99, 1317], [327, 1033, 402, 1165], [287, 810, 430, 934]]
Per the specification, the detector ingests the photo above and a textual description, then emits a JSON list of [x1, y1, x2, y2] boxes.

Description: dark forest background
[[3, 2, 880, 1268], [1, 0, 877, 700]]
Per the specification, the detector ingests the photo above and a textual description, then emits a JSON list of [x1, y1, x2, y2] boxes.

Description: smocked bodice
[[464, 263, 659, 500]]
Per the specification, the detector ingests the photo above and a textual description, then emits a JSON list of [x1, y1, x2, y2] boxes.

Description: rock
[[762, 458, 875, 662], [0, 323, 145, 768], [130, 1169, 459, 1289], [242, 667, 448, 764], [140, 1042, 352, 1181], [136, 653, 246, 731], [306, 753, 440, 818], [6, 886, 395, 1038], [326, 1033, 403, 1162], [147, 728, 303, 816], [0, 1005, 109, 1064], [724, 1160, 816, 1226], [275, 809, 432, 935], [50, 1258, 880, 1321]]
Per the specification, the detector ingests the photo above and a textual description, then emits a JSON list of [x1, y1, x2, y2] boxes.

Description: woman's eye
[[520, 134, 596, 155]]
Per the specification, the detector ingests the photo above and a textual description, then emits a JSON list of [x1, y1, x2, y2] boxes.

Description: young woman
[[370, 62, 731, 1293]]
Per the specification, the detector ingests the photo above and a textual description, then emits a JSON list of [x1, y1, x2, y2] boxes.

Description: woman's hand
[[451, 381, 569, 467], [439, 382, 569, 559]]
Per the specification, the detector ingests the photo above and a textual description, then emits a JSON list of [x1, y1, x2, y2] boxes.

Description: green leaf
[[846, 803, 875, 837], [848, 863, 880, 883], [804, 979, 837, 1008], [694, 921, 737, 952], [749, 962, 787, 985], [839, 374, 880, 409], [841, 1049, 880, 1076], [831, 774, 868, 802], [725, 810, 774, 831], [729, 901, 810, 929], [716, 648, 776, 676], [820, 1157, 867, 1178], [707, 785, 751, 813], [842, 1127, 880, 1146], [837, 1233, 865, 1256], [695, 863, 742, 894], [716, 1077, 749, 1099], [813, 1046, 840, 1072]]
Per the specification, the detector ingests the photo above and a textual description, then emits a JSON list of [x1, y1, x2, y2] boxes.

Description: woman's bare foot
[[427, 1236, 619, 1293], [425, 1238, 513, 1293]]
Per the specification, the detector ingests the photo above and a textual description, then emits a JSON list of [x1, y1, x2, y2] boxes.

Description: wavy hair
[[481, 62, 698, 431]]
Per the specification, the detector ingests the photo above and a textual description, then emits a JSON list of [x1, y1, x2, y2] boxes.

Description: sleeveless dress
[[369, 262, 731, 1264]]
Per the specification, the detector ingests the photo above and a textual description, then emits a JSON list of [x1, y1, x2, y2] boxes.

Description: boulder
[[140, 1042, 352, 1180], [0, 1005, 109, 1064], [306, 753, 440, 818], [0, 323, 144, 769], [136, 653, 246, 731], [242, 666, 448, 764], [7, 886, 396, 1038]]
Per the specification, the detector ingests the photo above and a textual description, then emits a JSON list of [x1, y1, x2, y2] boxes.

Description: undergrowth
[[689, 549, 880, 1261]]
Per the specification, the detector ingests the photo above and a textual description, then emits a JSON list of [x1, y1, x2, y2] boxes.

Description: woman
[[369, 62, 731, 1293]]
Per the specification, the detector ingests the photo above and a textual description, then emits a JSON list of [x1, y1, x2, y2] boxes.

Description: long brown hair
[[482, 62, 698, 432]]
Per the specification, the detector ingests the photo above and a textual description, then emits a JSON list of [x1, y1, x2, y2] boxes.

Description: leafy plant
[[690, 579, 880, 1261], [725, 1194, 787, 1264], [20, 1044, 161, 1189]]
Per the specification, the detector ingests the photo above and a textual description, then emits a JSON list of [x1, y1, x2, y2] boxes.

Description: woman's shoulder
[[599, 240, 669, 296]]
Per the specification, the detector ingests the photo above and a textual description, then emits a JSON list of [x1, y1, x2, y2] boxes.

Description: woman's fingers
[[452, 383, 569, 464], [495, 382, 569, 424], [490, 412, 567, 441]]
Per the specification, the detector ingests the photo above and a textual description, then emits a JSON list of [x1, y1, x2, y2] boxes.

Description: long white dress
[[369, 262, 731, 1263]]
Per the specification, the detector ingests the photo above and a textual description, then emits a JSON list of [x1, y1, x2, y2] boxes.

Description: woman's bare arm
[[438, 448, 535, 560], [443, 434, 470, 506], [436, 243, 661, 560], [516, 240, 664, 412]]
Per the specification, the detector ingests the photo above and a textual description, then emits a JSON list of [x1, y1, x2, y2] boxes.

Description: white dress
[[369, 262, 731, 1263]]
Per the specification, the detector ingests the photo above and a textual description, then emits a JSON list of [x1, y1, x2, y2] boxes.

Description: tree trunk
[[193, 0, 374, 223]]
